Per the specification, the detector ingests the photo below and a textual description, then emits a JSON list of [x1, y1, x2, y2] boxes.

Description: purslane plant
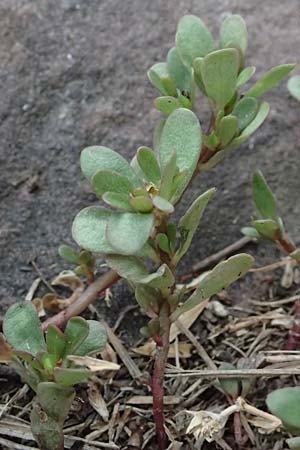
[[0, 303, 119, 450], [69, 13, 294, 450]]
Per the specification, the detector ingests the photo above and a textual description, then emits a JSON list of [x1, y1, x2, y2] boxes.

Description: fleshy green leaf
[[106, 212, 154, 255], [232, 97, 258, 130], [218, 362, 240, 398], [54, 367, 91, 386], [138, 264, 175, 289], [130, 195, 153, 213], [31, 405, 65, 450], [167, 47, 192, 93], [92, 170, 133, 196], [137, 147, 161, 185], [241, 227, 260, 239], [58, 245, 80, 264], [216, 115, 238, 146], [80, 146, 139, 185], [153, 119, 165, 152], [230, 101, 270, 147], [135, 285, 159, 312], [220, 15, 248, 54], [106, 255, 148, 282], [287, 437, 300, 450], [267, 387, 300, 434], [102, 192, 133, 211], [173, 188, 216, 264], [159, 150, 178, 200], [3, 303, 46, 357], [37, 382, 75, 422], [147, 62, 177, 96], [288, 75, 300, 101], [154, 96, 182, 115], [245, 64, 296, 98], [72, 206, 115, 254], [176, 15, 215, 67], [173, 254, 254, 319], [252, 219, 281, 241], [200, 49, 239, 109], [252, 170, 277, 219], [152, 196, 174, 214], [237, 66, 256, 88], [156, 233, 170, 253], [193, 57, 207, 93], [45, 325, 66, 360], [64, 317, 89, 356], [159, 108, 202, 201], [74, 321, 107, 356]]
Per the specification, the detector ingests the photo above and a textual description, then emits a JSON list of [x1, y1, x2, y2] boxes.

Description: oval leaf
[[159, 108, 202, 201], [3, 303, 46, 357], [152, 196, 174, 214], [173, 253, 254, 319], [237, 66, 256, 88], [72, 206, 115, 254], [74, 320, 107, 356], [106, 254, 148, 282], [217, 115, 238, 146], [154, 96, 182, 115], [167, 47, 192, 93], [37, 382, 75, 421], [267, 387, 300, 434], [64, 317, 89, 356], [54, 367, 91, 386], [45, 325, 66, 360], [92, 170, 133, 196], [200, 48, 239, 109], [102, 192, 133, 211], [106, 212, 154, 255], [232, 97, 258, 130], [80, 146, 139, 185], [252, 219, 281, 241], [147, 62, 177, 96], [136, 147, 161, 185], [252, 170, 277, 219], [174, 188, 216, 264], [176, 15, 215, 67], [230, 101, 270, 147], [220, 14, 248, 54], [288, 75, 300, 101], [245, 64, 296, 98]]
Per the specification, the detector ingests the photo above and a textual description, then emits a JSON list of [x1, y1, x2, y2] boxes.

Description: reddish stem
[[151, 303, 171, 450], [42, 270, 119, 331]]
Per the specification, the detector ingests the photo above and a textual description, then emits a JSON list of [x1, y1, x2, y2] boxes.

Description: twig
[[250, 294, 300, 307], [165, 368, 300, 378], [42, 270, 119, 331], [249, 258, 292, 272], [192, 236, 255, 273]]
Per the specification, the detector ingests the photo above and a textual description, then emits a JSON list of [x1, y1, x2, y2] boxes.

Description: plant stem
[[42, 270, 119, 331], [152, 302, 171, 450]]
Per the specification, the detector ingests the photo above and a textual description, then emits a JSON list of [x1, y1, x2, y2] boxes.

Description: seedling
[[70, 13, 294, 450], [0, 302, 119, 450]]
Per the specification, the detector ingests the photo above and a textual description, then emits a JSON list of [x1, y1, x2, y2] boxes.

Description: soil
[[0, 1, 300, 448]]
